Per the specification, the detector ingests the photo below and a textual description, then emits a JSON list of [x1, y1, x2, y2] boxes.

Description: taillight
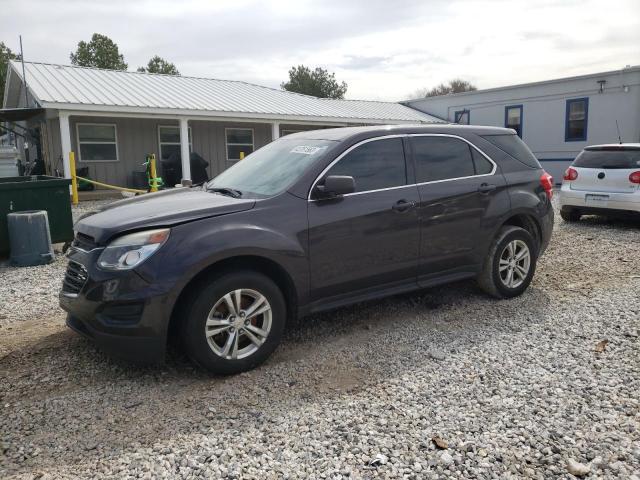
[[629, 171, 640, 184], [563, 167, 578, 181], [540, 171, 554, 199]]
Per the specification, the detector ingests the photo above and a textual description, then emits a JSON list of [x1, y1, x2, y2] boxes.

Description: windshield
[[573, 149, 640, 169], [207, 137, 336, 197]]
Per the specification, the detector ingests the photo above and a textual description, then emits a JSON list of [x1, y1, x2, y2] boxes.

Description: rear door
[[570, 148, 640, 194], [307, 136, 421, 302], [409, 134, 506, 282]]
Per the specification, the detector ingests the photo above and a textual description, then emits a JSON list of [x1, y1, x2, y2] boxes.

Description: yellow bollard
[[239, 151, 245, 160], [149, 153, 158, 192], [69, 151, 79, 205]]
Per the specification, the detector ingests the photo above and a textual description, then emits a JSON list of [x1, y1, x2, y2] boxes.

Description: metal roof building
[[3, 61, 440, 186]]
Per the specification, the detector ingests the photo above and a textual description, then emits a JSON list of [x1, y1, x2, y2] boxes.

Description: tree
[[413, 79, 477, 98], [137, 55, 180, 75], [0, 42, 20, 98], [70, 33, 127, 70], [281, 65, 347, 99]]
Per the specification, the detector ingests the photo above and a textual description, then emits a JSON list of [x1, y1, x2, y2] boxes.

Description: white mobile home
[[404, 66, 640, 181]]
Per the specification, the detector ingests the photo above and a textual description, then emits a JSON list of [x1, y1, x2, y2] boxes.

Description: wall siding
[[44, 116, 329, 187]]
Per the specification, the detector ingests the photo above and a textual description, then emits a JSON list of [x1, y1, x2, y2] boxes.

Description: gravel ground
[[0, 198, 639, 479], [0, 200, 112, 328]]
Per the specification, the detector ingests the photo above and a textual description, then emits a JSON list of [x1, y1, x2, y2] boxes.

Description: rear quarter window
[[573, 149, 640, 169], [481, 134, 541, 169]]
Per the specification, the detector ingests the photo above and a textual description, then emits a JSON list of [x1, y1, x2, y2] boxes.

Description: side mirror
[[316, 175, 355, 198]]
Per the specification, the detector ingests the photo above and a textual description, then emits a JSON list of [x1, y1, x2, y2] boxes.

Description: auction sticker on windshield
[[291, 146, 327, 155]]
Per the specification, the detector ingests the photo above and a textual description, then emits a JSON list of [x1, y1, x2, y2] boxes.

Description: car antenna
[[615, 120, 622, 144]]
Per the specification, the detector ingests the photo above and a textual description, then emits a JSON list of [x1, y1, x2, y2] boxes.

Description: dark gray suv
[[60, 125, 554, 374]]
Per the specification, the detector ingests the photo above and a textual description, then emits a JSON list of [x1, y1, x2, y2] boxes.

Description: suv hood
[[76, 188, 255, 244]]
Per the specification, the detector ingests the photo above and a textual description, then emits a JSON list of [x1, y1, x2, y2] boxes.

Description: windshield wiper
[[206, 186, 243, 198]]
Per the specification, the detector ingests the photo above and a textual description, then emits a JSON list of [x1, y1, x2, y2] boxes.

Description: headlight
[[97, 228, 170, 271]]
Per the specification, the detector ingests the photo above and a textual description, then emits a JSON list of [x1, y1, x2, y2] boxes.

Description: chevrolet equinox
[[61, 125, 554, 374]]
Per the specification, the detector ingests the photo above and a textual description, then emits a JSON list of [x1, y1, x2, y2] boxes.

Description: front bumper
[[65, 313, 165, 363], [59, 247, 174, 364], [560, 185, 640, 213]]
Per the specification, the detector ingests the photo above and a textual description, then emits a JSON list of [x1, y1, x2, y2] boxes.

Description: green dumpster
[[0, 176, 73, 256]]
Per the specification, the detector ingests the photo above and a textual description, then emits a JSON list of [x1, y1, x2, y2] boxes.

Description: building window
[[504, 105, 523, 137], [158, 126, 192, 161], [226, 128, 254, 163], [76, 123, 118, 162], [565, 98, 588, 142], [281, 129, 303, 136], [454, 110, 470, 125]]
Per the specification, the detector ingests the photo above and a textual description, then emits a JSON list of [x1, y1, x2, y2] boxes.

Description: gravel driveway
[[1, 199, 639, 479]]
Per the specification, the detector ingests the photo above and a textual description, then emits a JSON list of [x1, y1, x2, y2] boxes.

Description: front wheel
[[180, 271, 286, 375], [477, 226, 537, 299]]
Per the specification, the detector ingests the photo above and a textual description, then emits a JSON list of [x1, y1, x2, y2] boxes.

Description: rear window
[[481, 134, 541, 169], [573, 149, 640, 169]]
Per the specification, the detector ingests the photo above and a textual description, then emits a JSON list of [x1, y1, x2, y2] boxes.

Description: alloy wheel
[[205, 289, 272, 360], [498, 239, 531, 289]]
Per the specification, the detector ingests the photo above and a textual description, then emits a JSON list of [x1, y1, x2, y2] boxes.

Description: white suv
[[559, 144, 640, 221]]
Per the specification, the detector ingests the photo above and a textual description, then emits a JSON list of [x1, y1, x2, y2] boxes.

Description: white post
[[179, 118, 191, 182], [271, 121, 280, 141], [58, 112, 72, 179]]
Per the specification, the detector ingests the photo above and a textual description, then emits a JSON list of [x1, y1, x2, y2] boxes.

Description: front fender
[[137, 207, 310, 331]]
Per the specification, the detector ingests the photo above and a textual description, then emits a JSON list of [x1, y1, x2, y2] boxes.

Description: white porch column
[[58, 112, 72, 179], [179, 117, 191, 182], [271, 121, 280, 141]]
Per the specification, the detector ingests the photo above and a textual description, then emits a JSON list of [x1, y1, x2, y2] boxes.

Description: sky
[[1, 0, 639, 101]]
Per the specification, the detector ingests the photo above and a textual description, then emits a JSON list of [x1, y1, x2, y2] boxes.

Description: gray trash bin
[[8, 210, 55, 266]]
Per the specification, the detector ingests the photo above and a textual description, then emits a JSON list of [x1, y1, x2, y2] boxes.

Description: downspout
[[19, 35, 28, 107]]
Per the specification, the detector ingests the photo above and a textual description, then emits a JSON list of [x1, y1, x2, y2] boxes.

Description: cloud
[[2, 0, 639, 101], [340, 55, 390, 70]]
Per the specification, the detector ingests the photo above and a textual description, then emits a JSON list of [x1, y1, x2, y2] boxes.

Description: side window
[[565, 98, 588, 142], [482, 134, 541, 168], [454, 110, 470, 125], [325, 138, 406, 192], [158, 126, 192, 161], [226, 128, 254, 166], [471, 148, 494, 175], [76, 124, 118, 162], [412, 136, 475, 183], [504, 105, 523, 138]]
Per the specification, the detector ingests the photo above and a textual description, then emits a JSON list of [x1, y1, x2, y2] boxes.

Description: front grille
[[62, 260, 88, 295], [72, 232, 97, 251]]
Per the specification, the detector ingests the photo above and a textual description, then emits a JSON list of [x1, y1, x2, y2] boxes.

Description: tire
[[180, 270, 286, 375], [560, 208, 581, 222], [477, 226, 538, 299]]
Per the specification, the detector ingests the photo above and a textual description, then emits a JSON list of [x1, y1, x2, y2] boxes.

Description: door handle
[[478, 183, 496, 194], [392, 199, 416, 212]]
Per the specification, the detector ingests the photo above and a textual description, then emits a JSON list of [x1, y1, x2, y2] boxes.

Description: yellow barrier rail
[[69, 151, 158, 205], [75, 176, 147, 195]]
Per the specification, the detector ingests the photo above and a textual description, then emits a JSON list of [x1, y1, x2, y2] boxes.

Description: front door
[[308, 137, 421, 303], [408, 134, 504, 282]]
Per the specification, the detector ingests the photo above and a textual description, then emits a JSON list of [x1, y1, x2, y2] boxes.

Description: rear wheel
[[560, 208, 581, 222], [477, 226, 537, 299], [180, 271, 286, 375]]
